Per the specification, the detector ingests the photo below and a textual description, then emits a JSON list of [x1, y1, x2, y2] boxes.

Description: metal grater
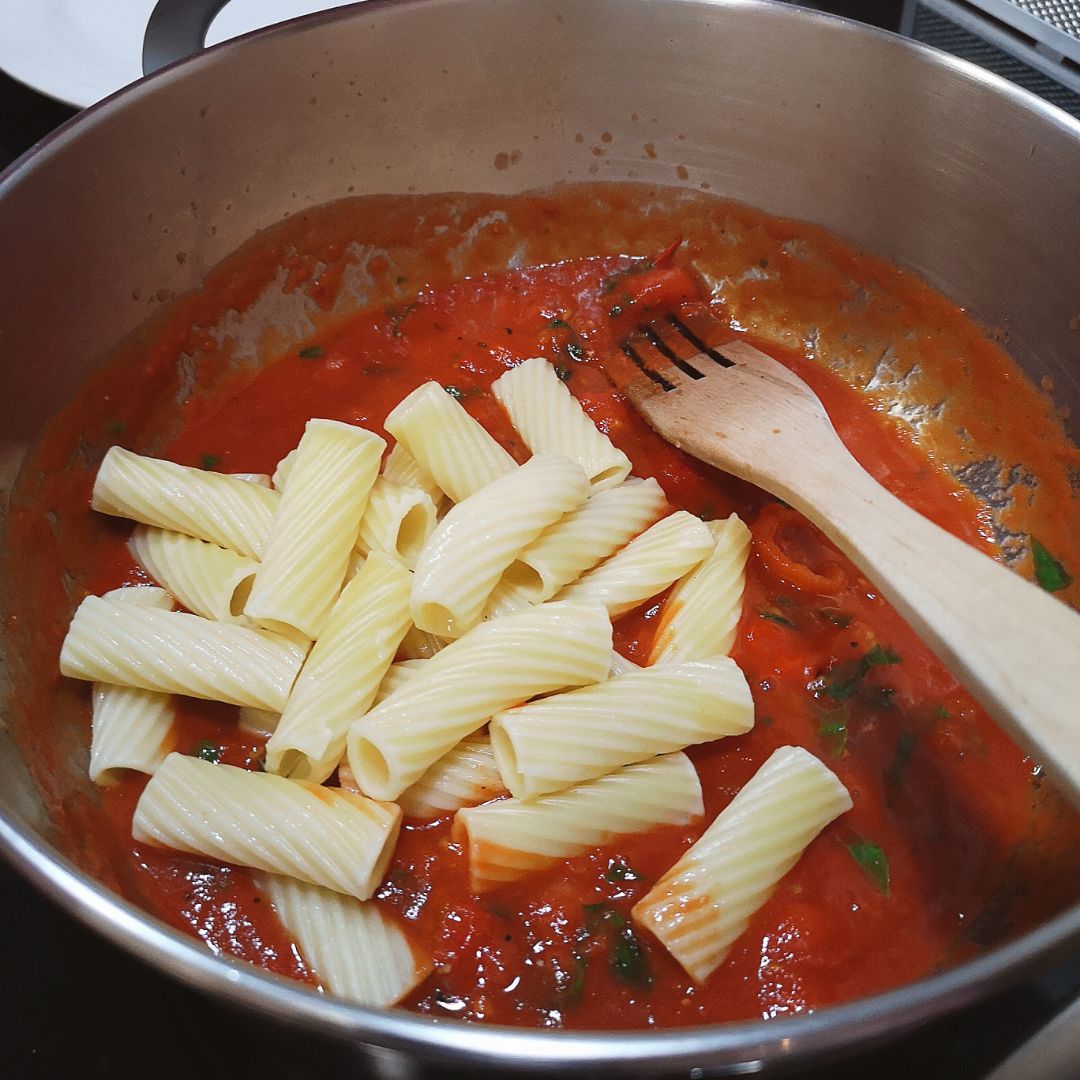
[[901, 0, 1080, 115]]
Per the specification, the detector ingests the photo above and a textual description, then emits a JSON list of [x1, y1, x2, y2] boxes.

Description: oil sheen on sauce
[[5, 183, 1079, 1030]]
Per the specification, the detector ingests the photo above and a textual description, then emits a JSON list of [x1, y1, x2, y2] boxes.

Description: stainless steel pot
[[1, 1, 1078, 1075]]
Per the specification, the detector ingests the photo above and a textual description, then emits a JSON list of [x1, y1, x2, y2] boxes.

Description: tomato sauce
[[4, 183, 1079, 1030]]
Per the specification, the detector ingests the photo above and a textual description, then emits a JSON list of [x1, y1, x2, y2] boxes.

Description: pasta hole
[[592, 464, 627, 488], [351, 737, 392, 795], [413, 601, 460, 638], [488, 724, 524, 797], [502, 560, 545, 600], [278, 749, 312, 781], [396, 504, 435, 566], [230, 573, 256, 618]]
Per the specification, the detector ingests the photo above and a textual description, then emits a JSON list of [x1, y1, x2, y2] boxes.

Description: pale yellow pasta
[[555, 510, 714, 617], [355, 478, 438, 570], [411, 453, 589, 637], [133, 753, 401, 900], [490, 658, 754, 798], [130, 525, 258, 623], [492, 357, 632, 490], [262, 875, 430, 1007], [92, 446, 280, 559], [60, 595, 306, 712], [346, 601, 612, 801], [238, 706, 279, 738], [381, 441, 445, 506], [633, 745, 852, 984], [265, 552, 411, 784], [230, 472, 272, 487], [373, 659, 427, 705], [396, 734, 506, 820], [272, 448, 297, 491], [383, 381, 514, 503], [454, 752, 703, 892], [89, 585, 176, 785], [495, 476, 668, 605], [245, 419, 384, 639], [649, 515, 751, 664], [397, 624, 449, 660], [608, 651, 640, 677]]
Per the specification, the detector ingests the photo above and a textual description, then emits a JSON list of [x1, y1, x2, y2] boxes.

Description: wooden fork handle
[[778, 439, 1080, 802]]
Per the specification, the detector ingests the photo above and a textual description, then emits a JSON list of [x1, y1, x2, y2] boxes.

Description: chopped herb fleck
[[886, 732, 916, 788], [200, 454, 220, 471], [194, 739, 221, 763], [818, 712, 848, 756], [817, 607, 853, 627], [107, 420, 126, 438], [818, 643, 900, 700], [611, 924, 653, 986], [864, 644, 901, 668], [297, 344, 324, 359], [605, 859, 642, 883], [566, 954, 589, 1000], [848, 839, 890, 895], [566, 341, 586, 362], [443, 385, 464, 400], [554, 365, 573, 382], [608, 305, 623, 318], [759, 609, 795, 628], [549, 318, 571, 329], [1032, 538, 1072, 592]]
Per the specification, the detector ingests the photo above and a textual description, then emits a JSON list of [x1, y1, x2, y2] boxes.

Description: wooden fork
[[609, 308, 1080, 805]]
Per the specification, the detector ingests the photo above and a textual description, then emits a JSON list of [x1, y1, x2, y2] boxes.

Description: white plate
[[0, 0, 355, 109]]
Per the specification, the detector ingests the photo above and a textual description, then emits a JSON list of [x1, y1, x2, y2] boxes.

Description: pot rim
[[1, 0, 1078, 1070]]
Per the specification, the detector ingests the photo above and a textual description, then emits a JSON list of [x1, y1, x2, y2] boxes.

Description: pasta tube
[[133, 753, 401, 900], [89, 585, 176, 784], [381, 441, 445, 506], [383, 381, 515, 503], [492, 356, 632, 490], [346, 601, 612, 801], [245, 419, 384, 639], [60, 595, 306, 712], [92, 446, 280, 559], [555, 510, 714, 617], [130, 525, 258, 623], [396, 734, 507, 820], [354, 478, 438, 570], [632, 745, 852, 983], [649, 515, 751, 663], [411, 453, 590, 637], [490, 657, 754, 798], [496, 476, 668, 605], [265, 552, 412, 783], [454, 752, 703, 892], [262, 875, 430, 1007]]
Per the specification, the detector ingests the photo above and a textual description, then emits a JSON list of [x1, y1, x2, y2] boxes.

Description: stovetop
[[2, 5, 1078, 1076]]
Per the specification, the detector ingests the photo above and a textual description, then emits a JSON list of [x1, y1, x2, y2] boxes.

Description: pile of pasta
[[60, 356, 852, 1008]]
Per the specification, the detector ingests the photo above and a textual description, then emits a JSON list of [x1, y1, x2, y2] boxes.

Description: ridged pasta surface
[[130, 526, 258, 623], [92, 446, 280, 559], [265, 552, 412, 783], [373, 659, 427, 705], [455, 752, 703, 891], [632, 745, 851, 983], [397, 734, 507, 820], [263, 875, 430, 1006], [650, 515, 751, 663], [382, 442, 446, 505], [502, 476, 668, 603], [346, 601, 612, 800], [397, 625, 449, 660], [384, 381, 515, 503], [490, 658, 754, 798], [355, 478, 437, 570], [133, 753, 402, 900], [60, 595, 306, 712], [90, 684, 175, 785], [245, 419, 384, 639], [411, 453, 590, 637], [555, 510, 714, 616], [492, 357, 632, 491]]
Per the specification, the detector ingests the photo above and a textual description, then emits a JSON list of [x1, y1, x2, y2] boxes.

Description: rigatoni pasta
[[410, 453, 590, 637], [384, 381, 515, 503], [489, 658, 754, 798], [346, 601, 612, 800], [381, 441, 445, 506], [632, 745, 852, 983], [649, 514, 751, 663], [264, 552, 412, 783], [60, 595, 305, 712], [92, 446, 280, 559], [555, 510, 714, 616], [133, 753, 401, 900], [355, 478, 438, 570], [396, 734, 506, 820], [492, 356, 632, 490], [263, 875, 430, 1007], [245, 419, 384, 639], [454, 752, 703, 892]]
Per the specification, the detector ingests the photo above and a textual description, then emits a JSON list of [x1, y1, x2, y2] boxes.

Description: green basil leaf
[[1032, 538, 1072, 592], [297, 344, 324, 359], [194, 739, 221, 763], [848, 839, 890, 895], [610, 925, 653, 986]]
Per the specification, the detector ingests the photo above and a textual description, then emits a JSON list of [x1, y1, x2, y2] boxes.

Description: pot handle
[[142, 0, 232, 76]]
